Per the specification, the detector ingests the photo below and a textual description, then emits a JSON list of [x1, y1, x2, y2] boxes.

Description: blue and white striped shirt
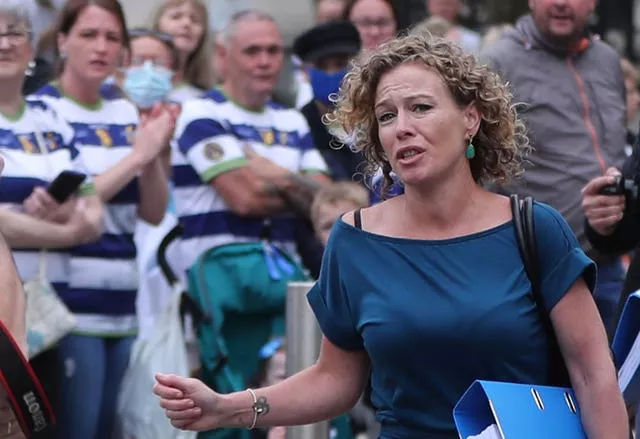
[[0, 98, 94, 293], [172, 88, 328, 270], [34, 83, 140, 335]]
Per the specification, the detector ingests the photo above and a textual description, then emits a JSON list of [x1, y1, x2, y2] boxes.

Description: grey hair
[[0, 0, 35, 32], [219, 9, 278, 46]]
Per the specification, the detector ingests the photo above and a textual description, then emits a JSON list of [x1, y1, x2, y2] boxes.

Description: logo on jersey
[[203, 142, 224, 161], [18, 136, 36, 153], [45, 132, 58, 150], [260, 129, 275, 146], [95, 128, 113, 147], [278, 131, 288, 146]]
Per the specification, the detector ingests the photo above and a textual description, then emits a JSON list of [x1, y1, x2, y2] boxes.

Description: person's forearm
[[219, 365, 362, 429], [230, 183, 288, 217], [0, 233, 27, 354], [138, 158, 169, 225], [573, 374, 628, 439], [93, 151, 145, 202], [274, 173, 329, 218], [0, 208, 75, 249]]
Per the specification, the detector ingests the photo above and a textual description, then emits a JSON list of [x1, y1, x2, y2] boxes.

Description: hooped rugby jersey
[[0, 99, 94, 293], [172, 88, 328, 270], [34, 83, 140, 335]]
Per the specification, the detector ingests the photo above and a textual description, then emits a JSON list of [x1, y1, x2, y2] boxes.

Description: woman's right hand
[[132, 103, 179, 166], [154, 373, 222, 431], [582, 167, 626, 236]]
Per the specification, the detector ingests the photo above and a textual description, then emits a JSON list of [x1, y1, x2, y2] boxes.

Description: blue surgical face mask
[[307, 67, 347, 107], [123, 60, 173, 109]]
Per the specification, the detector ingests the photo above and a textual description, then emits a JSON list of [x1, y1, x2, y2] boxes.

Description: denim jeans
[[593, 259, 625, 342], [56, 334, 135, 439]]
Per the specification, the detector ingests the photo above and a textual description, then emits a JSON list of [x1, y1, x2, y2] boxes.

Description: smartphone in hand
[[46, 171, 87, 203]]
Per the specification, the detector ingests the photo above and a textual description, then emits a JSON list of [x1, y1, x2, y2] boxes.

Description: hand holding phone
[[23, 171, 86, 221], [46, 170, 87, 203]]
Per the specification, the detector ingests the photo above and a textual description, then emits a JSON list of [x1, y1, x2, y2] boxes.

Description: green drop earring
[[465, 140, 476, 159]]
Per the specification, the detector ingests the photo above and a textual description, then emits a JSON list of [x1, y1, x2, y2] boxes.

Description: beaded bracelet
[[246, 388, 270, 430]]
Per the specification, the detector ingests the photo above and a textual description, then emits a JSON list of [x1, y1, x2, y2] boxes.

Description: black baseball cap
[[293, 20, 362, 63]]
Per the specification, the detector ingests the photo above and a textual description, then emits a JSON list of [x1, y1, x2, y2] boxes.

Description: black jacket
[[585, 137, 640, 255], [300, 101, 365, 183]]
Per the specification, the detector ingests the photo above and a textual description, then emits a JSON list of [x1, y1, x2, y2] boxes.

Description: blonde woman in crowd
[[409, 16, 453, 39], [426, 0, 482, 53], [481, 23, 514, 50], [316, 0, 348, 24], [155, 34, 627, 439], [152, 0, 212, 101], [621, 58, 640, 148]]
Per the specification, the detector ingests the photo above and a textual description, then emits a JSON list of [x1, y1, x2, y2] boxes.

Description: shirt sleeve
[[307, 224, 363, 351], [534, 202, 596, 312], [174, 100, 248, 182]]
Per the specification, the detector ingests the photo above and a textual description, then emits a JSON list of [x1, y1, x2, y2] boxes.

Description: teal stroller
[[185, 237, 309, 439]]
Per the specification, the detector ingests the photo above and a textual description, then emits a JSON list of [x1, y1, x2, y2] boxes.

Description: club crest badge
[[204, 142, 224, 161]]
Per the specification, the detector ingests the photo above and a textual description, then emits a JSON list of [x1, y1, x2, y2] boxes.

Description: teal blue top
[[308, 202, 595, 439]]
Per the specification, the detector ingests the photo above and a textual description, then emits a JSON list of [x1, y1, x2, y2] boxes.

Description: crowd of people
[[0, 0, 640, 438]]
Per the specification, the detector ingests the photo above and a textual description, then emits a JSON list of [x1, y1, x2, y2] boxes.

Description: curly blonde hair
[[327, 34, 529, 195]]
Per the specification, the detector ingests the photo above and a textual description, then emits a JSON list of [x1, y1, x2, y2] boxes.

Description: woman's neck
[[58, 69, 101, 106], [401, 165, 483, 231], [220, 83, 267, 112], [0, 80, 25, 119]]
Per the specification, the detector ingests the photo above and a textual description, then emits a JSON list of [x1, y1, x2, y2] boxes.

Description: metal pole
[[285, 281, 330, 439]]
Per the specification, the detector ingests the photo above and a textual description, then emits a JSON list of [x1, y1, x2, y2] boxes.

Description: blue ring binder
[[453, 380, 587, 439]]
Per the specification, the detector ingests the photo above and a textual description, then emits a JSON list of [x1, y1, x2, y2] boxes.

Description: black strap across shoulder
[[510, 194, 570, 387], [0, 320, 56, 437], [354, 209, 362, 230]]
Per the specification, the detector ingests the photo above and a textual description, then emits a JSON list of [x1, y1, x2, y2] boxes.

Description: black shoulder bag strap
[[0, 321, 56, 437], [354, 209, 362, 230], [510, 194, 571, 387]]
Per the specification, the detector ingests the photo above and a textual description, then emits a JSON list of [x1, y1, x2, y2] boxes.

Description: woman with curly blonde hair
[[153, 35, 627, 439]]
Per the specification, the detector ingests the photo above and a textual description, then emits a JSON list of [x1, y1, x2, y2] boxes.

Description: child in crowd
[[311, 182, 379, 438], [310, 182, 370, 246]]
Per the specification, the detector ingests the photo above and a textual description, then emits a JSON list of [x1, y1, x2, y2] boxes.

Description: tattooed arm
[[273, 172, 331, 218], [242, 147, 331, 218]]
